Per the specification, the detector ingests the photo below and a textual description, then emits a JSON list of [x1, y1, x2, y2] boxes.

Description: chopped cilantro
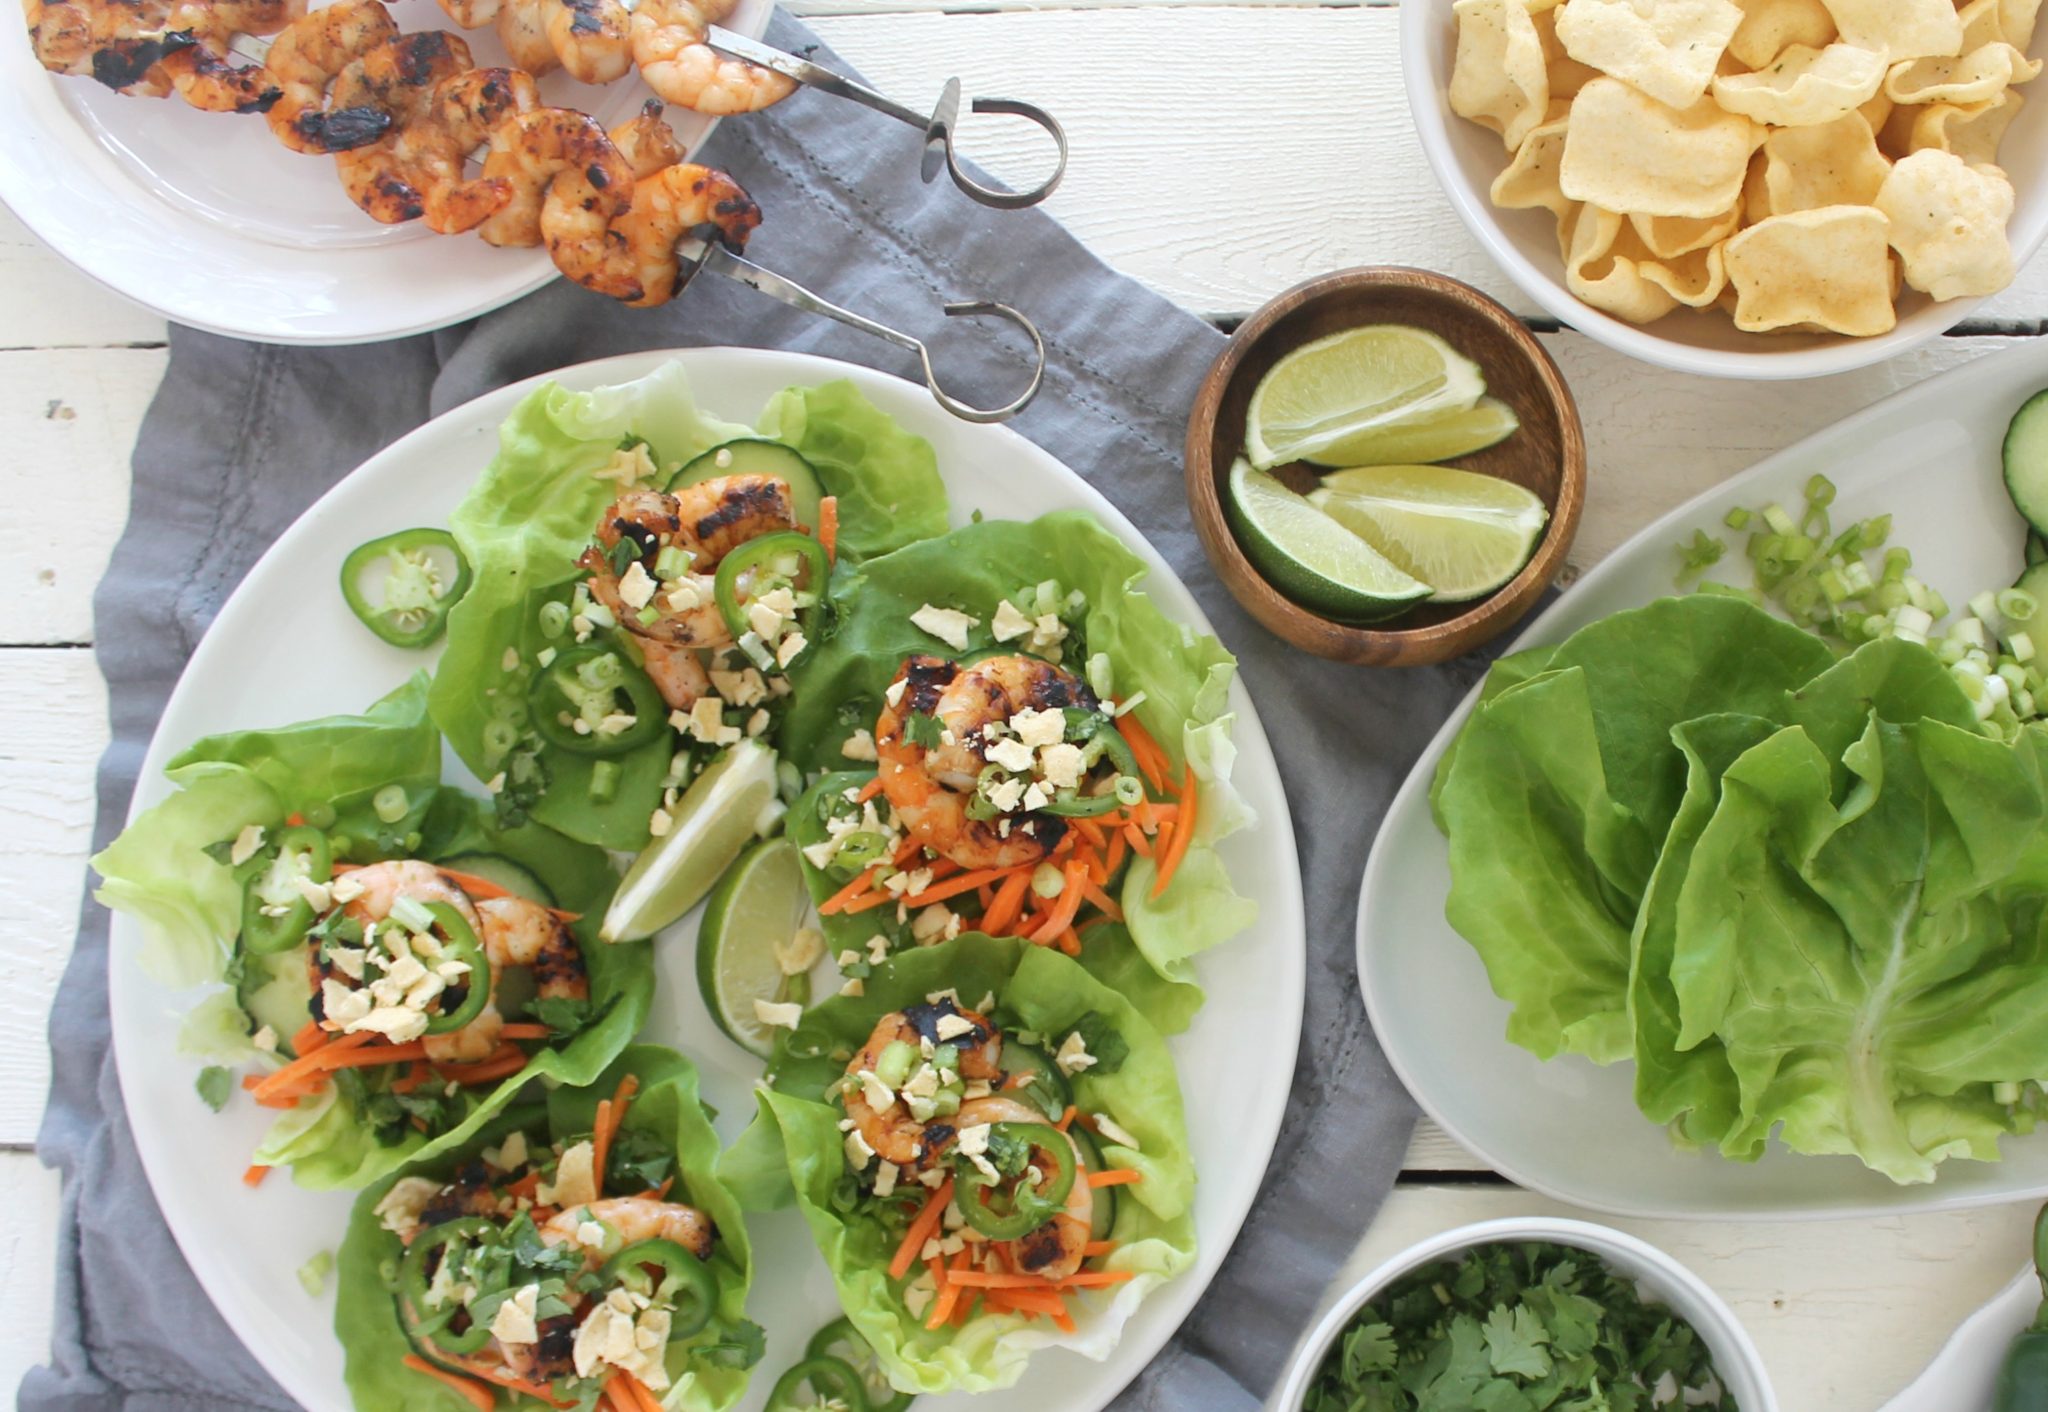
[[1301, 1241, 1737, 1412], [194, 1065, 234, 1113], [902, 711, 945, 750], [695, 1318, 767, 1371], [604, 1125, 675, 1195], [1065, 1012, 1129, 1077], [527, 994, 592, 1036]]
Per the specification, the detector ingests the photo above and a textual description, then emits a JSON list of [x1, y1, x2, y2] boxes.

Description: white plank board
[[802, 7, 2048, 325], [1307, 1186, 2039, 1412], [0, 1155, 64, 1399], [0, 205, 168, 350]]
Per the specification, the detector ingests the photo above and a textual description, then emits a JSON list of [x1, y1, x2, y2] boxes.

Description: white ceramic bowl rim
[[1273, 1217, 1780, 1412], [1398, 3, 2048, 381]]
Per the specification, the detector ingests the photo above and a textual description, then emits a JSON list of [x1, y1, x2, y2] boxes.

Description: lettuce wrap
[[780, 512, 1256, 1001], [92, 675, 652, 1190], [1437, 593, 2048, 1181], [430, 363, 949, 851], [726, 932, 1195, 1395], [336, 1045, 760, 1412]]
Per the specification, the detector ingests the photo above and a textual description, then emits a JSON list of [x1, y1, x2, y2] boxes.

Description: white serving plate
[[0, 0, 771, 344], [1400, 0, 2048, 380], [1359, 338, 2048, 1218], [105, 347, 1306, 1410], [1881, 1269, 2034, 1412]]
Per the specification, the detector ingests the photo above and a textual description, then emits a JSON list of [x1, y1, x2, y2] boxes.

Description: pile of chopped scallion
[[1679, 473, 2045, 737]]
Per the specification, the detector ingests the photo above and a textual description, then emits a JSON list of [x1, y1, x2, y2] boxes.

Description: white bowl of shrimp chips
[[1275, 1217, 1778, 1412], [1402, 0, 2048, 379]]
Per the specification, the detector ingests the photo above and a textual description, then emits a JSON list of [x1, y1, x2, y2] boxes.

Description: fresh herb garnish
[[694, 1318, 767, 1371], [903, 711, 945, 750], [1065, 1012, 1129, 1077], [195, 1065, 234, 1112], [604, 1125, 676, 1195], [1302, 1241, 1735, 1412], [528, 995, 592, 1036]]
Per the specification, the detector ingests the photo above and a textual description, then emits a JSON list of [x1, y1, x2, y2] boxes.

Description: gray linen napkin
[[25, 14, 1493, 1409]]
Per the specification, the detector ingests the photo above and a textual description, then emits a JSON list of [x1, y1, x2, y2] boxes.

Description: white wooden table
[[4, 3, 2046, 1405]]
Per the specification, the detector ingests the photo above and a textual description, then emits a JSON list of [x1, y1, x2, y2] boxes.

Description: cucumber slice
[[2008, 564, 2048, 655], [237, 949, 314, 1054], [2004, 389, 2048, 535], [1068, 1125, 1117, 1242], [996, 1042, 1071, 1120], [2029, 531, 2048, 568], [439, 852, 555, 907], [667, 439, 825, 534]]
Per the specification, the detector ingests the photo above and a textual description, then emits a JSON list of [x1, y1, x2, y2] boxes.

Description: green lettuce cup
[[337, 1045, 760, 1412], [93, 675, 652, 1190], [727, 932, 1195, 1395]]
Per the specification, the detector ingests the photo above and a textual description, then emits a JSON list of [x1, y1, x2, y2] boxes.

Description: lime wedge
[[1226, 458, 1432, 622], [1318, 396, 1521, 468], [697, 836, 813, 1059], [1245, 325, 1486, 470], [1309, 464, 1549, 603], [599, 738, 779, 942]]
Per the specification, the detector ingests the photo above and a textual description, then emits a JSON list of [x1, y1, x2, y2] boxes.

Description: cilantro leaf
[[194, 1066, 234, 1113], [695, 1318, 766, 1370], [1065, 1012, 1129, 1077], [1484, 1303, 1552, 1379], [902, 711, 945, 749]]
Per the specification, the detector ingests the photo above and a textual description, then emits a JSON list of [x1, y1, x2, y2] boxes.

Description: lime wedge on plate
[[698, 836, 813, 1058], [599, 738, 779, 942], [1245, 325, 1486, 470], [1226, 458, 1431, 622], [1309, 464, 1549, 603], [1323, 396, 1520, 468]]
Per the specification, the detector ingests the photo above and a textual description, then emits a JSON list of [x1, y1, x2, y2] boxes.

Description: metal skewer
[[678, 230, 1044, 423], [705, 27, 1067, 211]]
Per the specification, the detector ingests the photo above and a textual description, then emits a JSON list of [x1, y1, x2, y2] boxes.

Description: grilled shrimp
[[491, 0, 554, 73], [629, 0, 793, 115], [336, 858, 483, 932], [422, 893, 588, 1063], [842, 1000, 1003, 1169], [639, 641, 712, 712], [152, 0, 296, 111], [475, 106, 633, 249], [429, 0, 499, 27], [953, 1095, 1093, 1280], [542, 1196, 717, 1261], [27, 0, 185, 95], [542, 0, 630, 82], [330, 30, 472, 223], [262, 0, 399, 152], [876, 654, 1097, 871], [593, 162, 761, 307], [388, 66, 538, 234], [610, 100, 685, 178], [578, 479, 797, 651]]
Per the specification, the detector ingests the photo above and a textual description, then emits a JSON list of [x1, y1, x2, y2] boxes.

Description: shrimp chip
[[1742, 148, 1775, 221], [1908, 90, 2025, 165], [1560, 78, 1761, 217], [1728, 0, 1836, 71], [1857, 90, 1893, 135], [1452, 0, 1552, 152], [1565, 205, 1681, 322], [1533, 4, 1603, 99], [1818, 0, 1964, 61], [1873, 149, 2017, 299], [2006, 0, 2044, 51], [1723, 205, 1897, 333], [1763, 111, 1890, 210], [1712, 43, 1887, 126], [1886, 43, 2041, 106], [1554, 0, 1744, 107], [1492, 104, 1576, 230], [1631, 206, 1742, 258], [1642, 241, 1731, 305]]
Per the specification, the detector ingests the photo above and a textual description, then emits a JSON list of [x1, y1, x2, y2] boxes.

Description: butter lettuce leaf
[[336, 1045, 756, 1412], [755, 380, 950, 561], [738, 933, 1193, 1395]]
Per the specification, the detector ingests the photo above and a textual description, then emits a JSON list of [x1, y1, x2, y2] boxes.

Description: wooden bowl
[[1186, 266, 1585, 666]]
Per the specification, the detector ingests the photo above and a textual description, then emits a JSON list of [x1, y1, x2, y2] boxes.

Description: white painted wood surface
[[5, 2, 2048, 1405]]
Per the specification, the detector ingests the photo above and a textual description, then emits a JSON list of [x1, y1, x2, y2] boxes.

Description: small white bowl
[[1399, 2, 2048, 380], [1273, 1217, 1779, 1411]]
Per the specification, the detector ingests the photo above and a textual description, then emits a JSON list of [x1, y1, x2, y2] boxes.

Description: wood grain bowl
[[1185, 266, 1586, 666]]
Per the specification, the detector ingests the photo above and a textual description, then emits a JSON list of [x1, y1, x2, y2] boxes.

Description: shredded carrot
[[1078, 877, 1122, 920], [1052, 1303, 1078, 1333], [403, 1355, 496, 1412], [855, 774, 885, 803], [980, 870, 1033, 935], [1056, 928, 1082, 957], [1072, 818, 1108, 851], [1116, 714, 1171, 792], [593, 1073, 640, 1192], [1056, 1106, 1077, 1131], [977, 883, 996, 911], [433, 1045, 529, 1085], [1083, 1240, 1117, 1258], [601, 1387, 635, 1412], [391, 1062, 433, 1094], [292, 1021, 330, 1055], [286, 812, 306, 828], [497, 1023, 552, 1041], [1150, 771, 1198, 899], [889, 1178, 954, 1280], [819, 495, 840, 562], [242, 1164, 269, 1187], [943, 1271, 1056, 1290], [994, 1288, 1071, 1317], [248, 1032, 391, 1104], [901, 865, 1021, 908], [609, 1371, 664, 1412], [451, 1358, 574, 1408], [819, 866, 884, 916], [1104, 828, 1128, 878], [1087, 1169, 1144, 1188], [1058, 1269, 1137, 1288], [1121, 824, 1153, 859], [1029, 858, 1090, 945], [504, 1171, 543, 1202], [648, 1176, 674, 1200]]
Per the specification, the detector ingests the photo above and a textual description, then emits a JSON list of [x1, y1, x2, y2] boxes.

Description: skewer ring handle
[[922, 80, 1069, 211], [923, 301, 1046, 423]]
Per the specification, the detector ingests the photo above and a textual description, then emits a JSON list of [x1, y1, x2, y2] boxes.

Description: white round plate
[[0, 0, 771, 344], [1880, 1269, 2033, 1412], [1400, 0, 2048, 381], [106, 347, 1306, 1409], [1359, 338, 2048, 1219]]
